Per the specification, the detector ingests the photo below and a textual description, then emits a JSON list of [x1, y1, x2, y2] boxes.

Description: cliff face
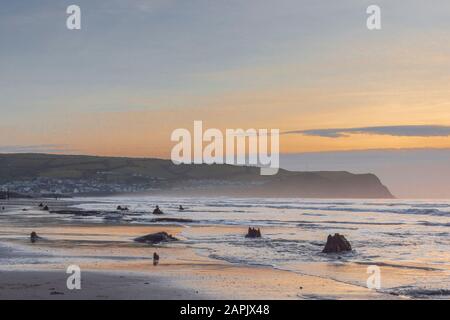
[[0, 153, 394, 199], [258, 172, 394, 198]]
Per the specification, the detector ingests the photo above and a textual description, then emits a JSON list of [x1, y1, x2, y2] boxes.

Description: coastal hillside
[[0, 153, 394, 198]]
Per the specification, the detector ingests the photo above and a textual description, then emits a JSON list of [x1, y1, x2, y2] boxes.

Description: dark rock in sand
[[30, 231, 42, 243], [245, 227, 262, 238], [152, 206, 164, 215], [42, 205, 49, 211], [117, 206, 129, 211], [134, 232, 178, 244], [322, 233, 352, 253], [38, 203, 44, 208]]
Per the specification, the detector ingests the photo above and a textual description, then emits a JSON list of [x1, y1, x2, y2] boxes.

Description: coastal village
[[0, 176, 163, 197]]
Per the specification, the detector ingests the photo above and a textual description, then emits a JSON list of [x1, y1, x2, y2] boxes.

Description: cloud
[[284, 125, 450, 138], [0, 144, 73, 153]]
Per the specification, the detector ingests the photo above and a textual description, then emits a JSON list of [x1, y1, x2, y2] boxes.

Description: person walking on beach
[[153, 252, 160, 266]]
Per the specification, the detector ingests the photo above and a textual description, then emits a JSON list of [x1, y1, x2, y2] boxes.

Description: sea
[[66, 196, 450, 299]]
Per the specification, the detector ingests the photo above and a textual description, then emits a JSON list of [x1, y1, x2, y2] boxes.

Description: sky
[[1, 0, 450, 198]]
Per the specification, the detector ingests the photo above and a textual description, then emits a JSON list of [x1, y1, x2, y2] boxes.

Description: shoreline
[[0, 235, 398, 300], [0, 198, 444, 300], [0, 259, 396, 300]]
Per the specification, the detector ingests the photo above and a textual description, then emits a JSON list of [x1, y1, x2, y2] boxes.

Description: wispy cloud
[[284, 125, 450, 138], [0, 144, 73, 154]]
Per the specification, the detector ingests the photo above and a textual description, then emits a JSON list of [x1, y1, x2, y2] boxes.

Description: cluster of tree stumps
[[38, 203, 49, 211], [245, 227, 262, 238], [322, 233, 352, 253], [242, 227, 352, 254], [25, 200, 353, 272]]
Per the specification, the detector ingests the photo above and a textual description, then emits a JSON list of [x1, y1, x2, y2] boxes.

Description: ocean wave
[[201, 202, 450, 217], [418, 221, 450, 227], [297, 222, 357, 230], [322, 206, 450, 217], [390, 287, 450, 298], [354, 261, 440, 271], [74, 197, 450, 218]]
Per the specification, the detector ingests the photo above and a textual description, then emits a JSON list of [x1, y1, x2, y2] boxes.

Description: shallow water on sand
[[2, 196, 450, 299], [69, 196, 450, 298]]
